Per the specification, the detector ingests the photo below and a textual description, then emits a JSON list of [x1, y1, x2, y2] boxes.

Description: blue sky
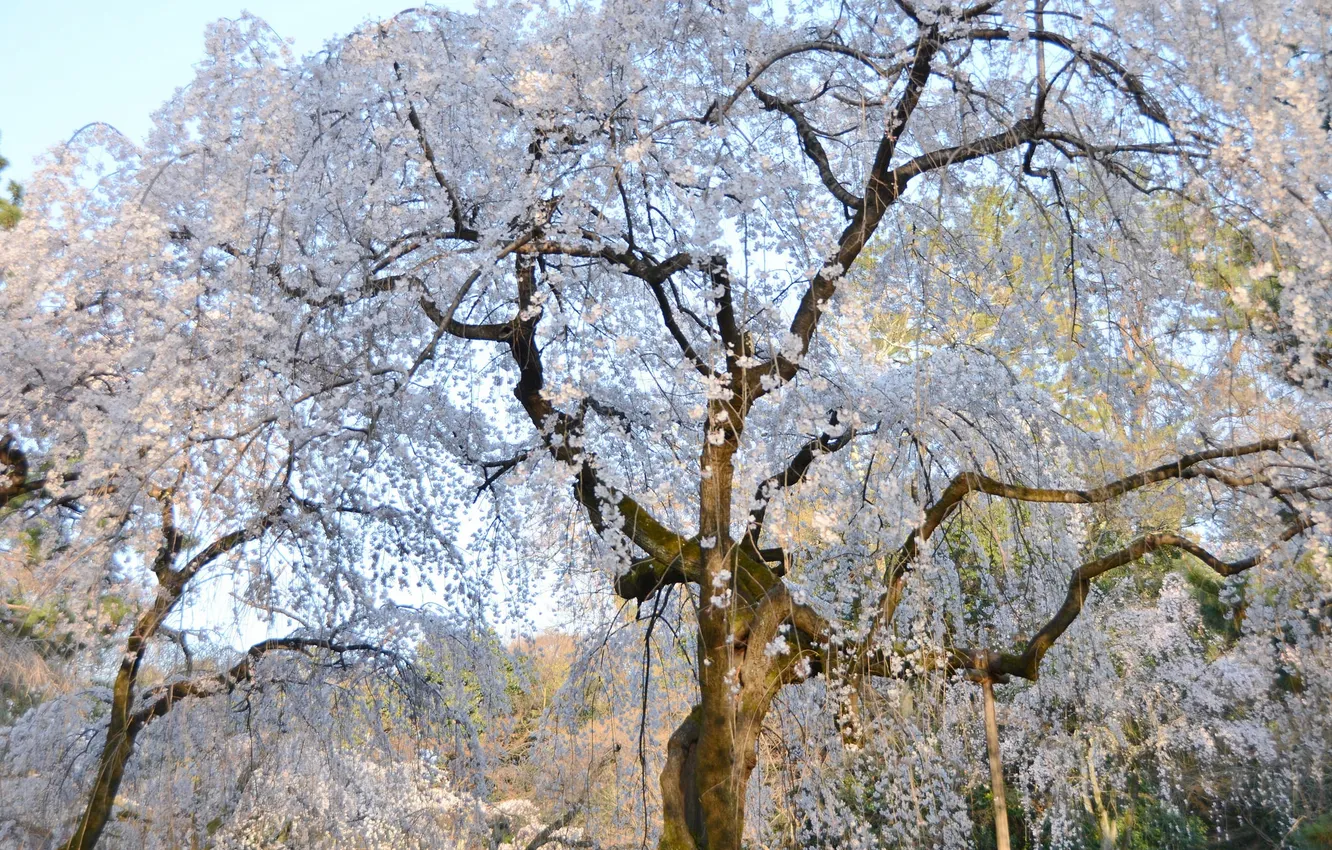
[[1, 1, 466, 185]]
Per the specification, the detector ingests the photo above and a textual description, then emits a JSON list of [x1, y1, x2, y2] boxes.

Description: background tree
[[0, 135, 21, 230]]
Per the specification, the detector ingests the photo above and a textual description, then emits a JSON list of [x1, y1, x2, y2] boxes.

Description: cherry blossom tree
[[2, 0, 1330, 848]]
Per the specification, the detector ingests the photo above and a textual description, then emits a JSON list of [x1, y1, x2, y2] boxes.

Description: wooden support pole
[[982, 676, 1011, 850]]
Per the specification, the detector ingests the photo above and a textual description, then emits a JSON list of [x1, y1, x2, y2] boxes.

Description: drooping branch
[[885, 115, 1046, 186], [417, 292, 515, 343], [642, 265, 714, 376], [767, 445, 1323, 705], [965, 27, 1170, 127], [128, 636, 393, 735], [740, 13, 1179, 404], [410, 228, 560, 368], [417, 243, 701, 596], [882, 28, 941, 163], [606, 250, 712, 374], [514, 239, 711, 375], [745, 414, 856, 556], [885, 435, 1299, 584], [707, 41, 906, 124], [959, 514, 1315, 682], [863, 435, 1303, 653], [474, 450, 532, 499]]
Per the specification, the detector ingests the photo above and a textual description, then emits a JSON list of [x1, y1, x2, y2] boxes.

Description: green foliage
[[942, 499, 1037, 629], [98, 594, 132, 629], [1291, 812, 1332, 849], [1116, 793, 1208, 850], [0, 135, 21, 230], [1165, 207, 1286, 320], [1183, 561, 1244, 647], [968, 783, 1033, 850], [20, 524, 43, 563]]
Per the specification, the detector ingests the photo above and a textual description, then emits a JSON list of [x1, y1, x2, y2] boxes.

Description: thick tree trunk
[[666, 363, 767, 850], [658, 699, 766, 850], [695, 698, 762, 850]]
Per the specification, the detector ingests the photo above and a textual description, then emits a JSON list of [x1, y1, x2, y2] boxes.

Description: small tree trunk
[[982, 677, 1011, 850], [1085, 742, 1118, 850], [61, 631, 155, 850]]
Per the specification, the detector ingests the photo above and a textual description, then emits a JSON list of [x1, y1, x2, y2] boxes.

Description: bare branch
[[708, 41, 905, 124], [391, 59, 478, 240], [643, 274, 714, 377], [709, 256, 741, 366], [494, 255, 699, 589], [965, 27, 1170, 127], [864, 435, 1302, 651], [892, 435, 1299, 576], [755, 114, 1040, 400]]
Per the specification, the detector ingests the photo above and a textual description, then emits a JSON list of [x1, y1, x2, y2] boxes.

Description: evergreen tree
[[0, 135, 21, 230]]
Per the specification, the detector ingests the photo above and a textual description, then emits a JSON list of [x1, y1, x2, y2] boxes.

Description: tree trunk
[[660, 708, 704, 850], [659, 698, 766, 850], [61, 624, 158, 850], [668, 369, 768, 850], [57, 514, 260, 850], [1085, 742, 1118, 850], [695, 699, 762, 850]]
